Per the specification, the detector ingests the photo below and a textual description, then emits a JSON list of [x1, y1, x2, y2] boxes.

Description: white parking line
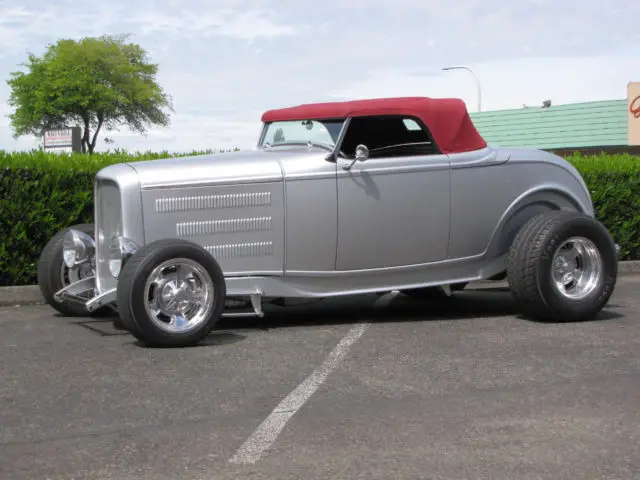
[[228, 322, 370, 465]]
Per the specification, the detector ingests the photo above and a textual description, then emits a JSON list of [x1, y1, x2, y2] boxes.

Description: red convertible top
[[261, 96, 487, 154]]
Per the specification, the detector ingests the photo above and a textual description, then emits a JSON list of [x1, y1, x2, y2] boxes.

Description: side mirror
[[340, 144, 370, 171], [355, 144, 369, 162]]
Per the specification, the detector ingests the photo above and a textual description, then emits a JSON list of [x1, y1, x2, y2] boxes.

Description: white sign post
[[43, 127, 82, 153]]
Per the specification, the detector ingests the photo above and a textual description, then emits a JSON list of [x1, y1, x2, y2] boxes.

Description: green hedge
[[0, 149, 638, 286], [0, 148, 234, 286], [566, 152, 640, 262]]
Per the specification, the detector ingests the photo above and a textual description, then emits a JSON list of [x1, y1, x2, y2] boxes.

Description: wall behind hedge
[[0, 149, 638, 286]]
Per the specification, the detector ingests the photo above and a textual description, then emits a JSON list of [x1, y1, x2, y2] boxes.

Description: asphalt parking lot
[[1, 276, 639, 480]]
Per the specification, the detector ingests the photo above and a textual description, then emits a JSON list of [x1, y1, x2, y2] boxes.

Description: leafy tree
[[6, 34, 173, 154]]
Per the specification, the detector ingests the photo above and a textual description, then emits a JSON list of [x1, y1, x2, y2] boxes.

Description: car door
[[335, 115, 451, 271]]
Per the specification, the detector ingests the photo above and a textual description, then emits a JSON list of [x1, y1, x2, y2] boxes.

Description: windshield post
[[256, 123, 269, 149], [332, 117, 351, 158]]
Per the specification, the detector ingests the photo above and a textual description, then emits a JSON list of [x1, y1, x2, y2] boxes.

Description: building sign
[[43, 127, 82, 153], [628, 81, 640, 146]]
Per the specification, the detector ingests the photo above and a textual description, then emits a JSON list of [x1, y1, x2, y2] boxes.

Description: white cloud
[[125, 9, 302, 40], [0, 2, 127, 56], [0, 0, 638, 153], [102, 112, 264, 152], [327, 51, 639, 113]]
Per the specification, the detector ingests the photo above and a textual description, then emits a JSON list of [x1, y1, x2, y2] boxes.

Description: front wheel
[[507, 210, 617, 322], [37, 223, 110, 317], [116, 238, 226, 348]]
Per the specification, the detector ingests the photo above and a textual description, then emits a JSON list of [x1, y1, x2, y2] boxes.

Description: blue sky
[[0, 0, 638, 152]]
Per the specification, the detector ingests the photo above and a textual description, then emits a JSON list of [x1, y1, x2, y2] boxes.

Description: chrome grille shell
[[94, 164, 144, 293]]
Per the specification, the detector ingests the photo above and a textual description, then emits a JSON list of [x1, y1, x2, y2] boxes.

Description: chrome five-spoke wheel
[[115, 238, 227, 348], [37, 223, 108, 317], [507, 210, 617, 323], [551, 236, 603, 301], [60, 257, 94, 286], [144, 258, 216, 333]]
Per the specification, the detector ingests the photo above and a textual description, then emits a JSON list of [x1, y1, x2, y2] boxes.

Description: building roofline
[[470, 98, 626, 116]]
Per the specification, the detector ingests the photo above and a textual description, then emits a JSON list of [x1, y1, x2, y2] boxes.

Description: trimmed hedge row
[[0, 148, 234, 286], [0, 149, 639, 286], [567, 152, 640, 262]]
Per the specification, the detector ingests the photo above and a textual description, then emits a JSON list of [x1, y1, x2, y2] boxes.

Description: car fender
[[484, 183, 593, 259]]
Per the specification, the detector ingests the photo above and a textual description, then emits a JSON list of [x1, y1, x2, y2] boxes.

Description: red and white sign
[[44, 129, 73, 148], [43, 127, 82, 153]]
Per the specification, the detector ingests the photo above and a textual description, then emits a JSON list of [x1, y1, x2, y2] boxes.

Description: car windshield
[[260, 119, 345, 150]]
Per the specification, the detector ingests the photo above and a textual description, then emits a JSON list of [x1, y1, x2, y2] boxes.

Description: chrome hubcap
[[551, 236, 602, 300], [144, 258, 215, 333], [60, 258, 95, 285]]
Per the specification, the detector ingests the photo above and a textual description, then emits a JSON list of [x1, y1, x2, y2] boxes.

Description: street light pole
[[442, 65, 482, 112]]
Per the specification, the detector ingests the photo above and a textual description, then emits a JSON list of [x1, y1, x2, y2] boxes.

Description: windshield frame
[[257, 118, 348, 154]]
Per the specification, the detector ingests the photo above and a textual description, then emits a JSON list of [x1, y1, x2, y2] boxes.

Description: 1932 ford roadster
[[37, 97, 620, 348]]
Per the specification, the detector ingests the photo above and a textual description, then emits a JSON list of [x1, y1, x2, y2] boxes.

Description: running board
[[222, 293, 263, 318]]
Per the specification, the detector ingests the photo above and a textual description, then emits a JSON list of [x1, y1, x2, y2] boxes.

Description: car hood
[[127, 148, 325, 189]]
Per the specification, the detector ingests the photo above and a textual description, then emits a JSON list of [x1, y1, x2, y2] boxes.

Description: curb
[[2, 261, 640, 308], [0, 285, 46, 307]]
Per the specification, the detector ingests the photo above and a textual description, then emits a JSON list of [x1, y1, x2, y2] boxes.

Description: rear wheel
[[507, 210, 617, 322], [116, 238, 226, 348]]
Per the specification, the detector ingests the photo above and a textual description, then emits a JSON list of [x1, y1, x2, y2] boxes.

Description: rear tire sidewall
[[118, 240, 226, 347], [536, 216, 617, 319]]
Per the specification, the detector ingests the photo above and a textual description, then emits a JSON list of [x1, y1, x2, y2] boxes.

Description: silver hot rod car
[[38, 96, 620, 348]]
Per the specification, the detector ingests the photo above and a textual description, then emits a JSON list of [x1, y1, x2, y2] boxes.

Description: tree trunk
[[81, 116, 90, 154], [88, 114, 104, 154]]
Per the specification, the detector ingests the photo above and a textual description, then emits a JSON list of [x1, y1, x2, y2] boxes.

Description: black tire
[[116, 238, 227, 348], [37, 223, 111, 317], [402, 282, 468, 300], [507, 210, 617, 322]]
